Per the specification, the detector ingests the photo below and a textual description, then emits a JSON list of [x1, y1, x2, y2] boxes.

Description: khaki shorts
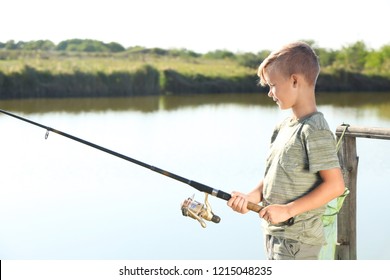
[[265, 235, 322, 260]]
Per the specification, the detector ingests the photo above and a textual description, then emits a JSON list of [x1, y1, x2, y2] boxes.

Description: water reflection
[[316, 92, 390, 119], [0, 94, 273, 114], [1, 92, 390, 117]]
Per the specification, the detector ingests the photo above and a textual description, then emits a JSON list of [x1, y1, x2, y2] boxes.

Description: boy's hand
[[259, 204, 292, 224], [227, 191, 250, 214]]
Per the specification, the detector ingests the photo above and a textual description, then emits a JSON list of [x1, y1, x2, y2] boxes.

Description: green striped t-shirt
[[262, 112, 340, 245]]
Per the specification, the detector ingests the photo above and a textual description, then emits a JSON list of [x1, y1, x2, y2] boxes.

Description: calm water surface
[[0, 93, 389, 259]]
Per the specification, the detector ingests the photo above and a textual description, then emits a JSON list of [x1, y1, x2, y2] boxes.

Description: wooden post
[[335, 125, 390, 260], [335, 132, 358, 260]]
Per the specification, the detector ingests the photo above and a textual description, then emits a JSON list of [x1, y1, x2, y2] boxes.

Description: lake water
[[0, 92, 389, 260]]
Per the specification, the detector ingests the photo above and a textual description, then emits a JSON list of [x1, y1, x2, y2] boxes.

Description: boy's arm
[[260, 167, 345, 224], [227, 179, 264, 214]]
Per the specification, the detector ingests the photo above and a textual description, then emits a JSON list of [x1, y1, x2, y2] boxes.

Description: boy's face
[[264, 67, 297, 110]]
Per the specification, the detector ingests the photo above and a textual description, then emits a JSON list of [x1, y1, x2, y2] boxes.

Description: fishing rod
[[0, 109, 293, 227]]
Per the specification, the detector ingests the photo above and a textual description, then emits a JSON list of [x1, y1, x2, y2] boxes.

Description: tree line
[[0, 39, 125, 53], [1, 39, 389, 76], [1, 39, 390, 98]]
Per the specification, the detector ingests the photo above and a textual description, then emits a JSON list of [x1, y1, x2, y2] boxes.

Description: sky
[[2, 0, 389, 53]]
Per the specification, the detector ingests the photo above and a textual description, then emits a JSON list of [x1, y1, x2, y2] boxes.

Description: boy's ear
[[291, 74, 298, 87]]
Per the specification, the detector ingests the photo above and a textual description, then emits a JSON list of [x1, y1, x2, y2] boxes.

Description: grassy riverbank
[[1, 44, 390, 98]]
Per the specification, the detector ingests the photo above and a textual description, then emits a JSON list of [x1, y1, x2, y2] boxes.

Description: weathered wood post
[[335, 125, 358, 260], [335, 125, 390, 260]]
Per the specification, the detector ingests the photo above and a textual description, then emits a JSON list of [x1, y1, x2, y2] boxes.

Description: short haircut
[[257, 42, 320, 87]]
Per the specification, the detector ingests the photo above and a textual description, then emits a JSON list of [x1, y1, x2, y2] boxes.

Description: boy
[[227, 42, 345, 260]]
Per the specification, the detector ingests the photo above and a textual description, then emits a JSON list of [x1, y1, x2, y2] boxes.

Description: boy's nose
[[268, 90, 273, 98]]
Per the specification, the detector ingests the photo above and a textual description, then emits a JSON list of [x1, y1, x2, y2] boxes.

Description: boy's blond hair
[[257, 42, 320, 87]]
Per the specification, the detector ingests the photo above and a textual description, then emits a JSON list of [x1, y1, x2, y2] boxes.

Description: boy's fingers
[[227, 194, 239, 207], [259, 207, 267, 218], [227, 197, 234, 207], [228, 196, 247, 213]]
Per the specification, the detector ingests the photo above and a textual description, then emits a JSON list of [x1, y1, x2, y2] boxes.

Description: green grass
[[0, 51, 255, 78], [1, 50, 389, 98]]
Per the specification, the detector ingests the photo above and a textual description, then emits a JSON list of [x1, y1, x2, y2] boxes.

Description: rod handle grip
[[247, 201, 263, 213], [247, 202, 295, 226]]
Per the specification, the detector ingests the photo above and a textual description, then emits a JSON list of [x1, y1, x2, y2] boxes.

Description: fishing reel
[[181, 193, 221, 228]]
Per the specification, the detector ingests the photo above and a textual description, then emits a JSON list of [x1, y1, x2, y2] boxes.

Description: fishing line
[[0, 109, 293, 227]]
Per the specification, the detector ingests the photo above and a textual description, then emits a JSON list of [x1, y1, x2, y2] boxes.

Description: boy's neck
[[292, 106, 318, 121], [291, 88, 317, 120]]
